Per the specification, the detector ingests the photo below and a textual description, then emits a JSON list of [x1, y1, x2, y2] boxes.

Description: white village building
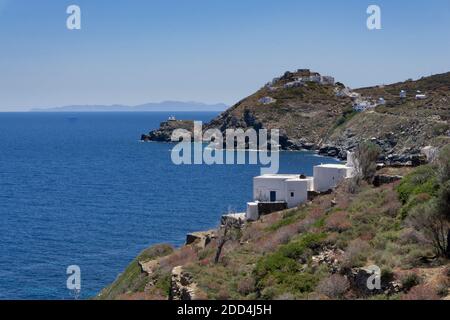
[[253, 174, 314, 205], [353, 101, 374, 112], [308, 75, 322, 83], [415, 94, 427, 100], [258, 96, 277, 105], [284, 81, 303, 89], [246, 155, 355, 220], [313, 164, 354, 192], [321, 76, 335, 85], [400, 90, 407, 99]]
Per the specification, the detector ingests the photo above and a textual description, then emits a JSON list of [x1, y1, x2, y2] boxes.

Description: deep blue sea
[[0, 112, 340, 299]]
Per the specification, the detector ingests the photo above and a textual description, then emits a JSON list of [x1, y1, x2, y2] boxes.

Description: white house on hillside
[[253, 174, 314, 207], [313, 164, 354, 192], [258, 96, 277, 105], [415, 94, 427, 100], [400, 90, 407, 99], [321, 76, 335, 85], [246, 155, 355, 220]]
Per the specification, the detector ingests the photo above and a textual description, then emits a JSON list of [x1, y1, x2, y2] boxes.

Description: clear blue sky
[[0, 0, 450, 111]]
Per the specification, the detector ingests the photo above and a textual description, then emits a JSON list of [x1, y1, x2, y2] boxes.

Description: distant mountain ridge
[[30, 101, 228, 112]]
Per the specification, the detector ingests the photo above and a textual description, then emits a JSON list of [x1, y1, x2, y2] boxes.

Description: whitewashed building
[[246, 154, 355, 221], [246, 202, 259, 221], [284, 81, 303, 89], [400, 90, 407, 99], [415, 94, 427, 100], [253, 174, 313, 206], [246, 174, 314, 220], [353, 101, 374, 112], [258, 96, 277, 105], [313, 164, 354, 192], [308, 75, 322, 83], [321, 76, 335, 85]]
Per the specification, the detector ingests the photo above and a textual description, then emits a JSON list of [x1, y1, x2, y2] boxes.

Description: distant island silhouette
[[30, 101, 228, 112]]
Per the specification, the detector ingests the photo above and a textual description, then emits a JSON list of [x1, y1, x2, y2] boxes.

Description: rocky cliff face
[[169, 266, 201, 300]]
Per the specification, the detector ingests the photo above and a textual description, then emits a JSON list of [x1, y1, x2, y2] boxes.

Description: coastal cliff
[[142, 69, 450, 164], [98, 162, 450, 300]]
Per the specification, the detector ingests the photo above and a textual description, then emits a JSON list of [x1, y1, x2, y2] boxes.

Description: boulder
[[373, 174, 403, 187], [421, 146, 439, 163], [311, 247, 344, 273], [169, 266, 201, 300], [318, 145, 342, 158], [185, 230, 217, 249], [138, 259, 159, 276], [347, 267, 403, 296], [221, 213, 246, 228]]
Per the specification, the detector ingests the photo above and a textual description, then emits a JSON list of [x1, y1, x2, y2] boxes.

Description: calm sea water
[[0, 112, 340, 299]]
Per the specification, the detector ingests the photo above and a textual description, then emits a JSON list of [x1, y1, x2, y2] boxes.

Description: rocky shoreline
[[141, 119, 430, 166]]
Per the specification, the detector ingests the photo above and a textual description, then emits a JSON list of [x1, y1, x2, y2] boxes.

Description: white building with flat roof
[[258, 96, 277, 105], [313, 164, 354, 192], [253, 174, 313, 207], [246, 174, 314, 220], [246, 153, 355, 221], [415, 94, 427, 100], [321, 76, 335, 85]]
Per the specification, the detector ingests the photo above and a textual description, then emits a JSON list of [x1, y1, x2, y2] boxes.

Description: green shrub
[[154, 271, 172, 294], [399, 193, 432, 219], [334, 108, 357, 128], [401, 273, 422, 291], [354, 142, 382, 184], [266, 209, 305, 232], [255, 233, 325, 277], [396, 165, 439, 205], [287, 273, 321, 293], [432, 123, 450, 136], [98, 244, 174, 299], [254, 233, 326, 297], [381, 267, 395, 283], [436, 145, 450, 183], [437, 180, 450, 216]]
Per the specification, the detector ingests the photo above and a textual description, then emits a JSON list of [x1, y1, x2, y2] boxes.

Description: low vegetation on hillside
[[99, 146, 450, 300]]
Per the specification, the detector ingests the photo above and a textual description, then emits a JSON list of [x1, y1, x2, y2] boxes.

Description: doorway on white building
[[270, 191, 276, 202]]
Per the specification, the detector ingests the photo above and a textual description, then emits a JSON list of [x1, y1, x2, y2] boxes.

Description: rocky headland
[[142, 69, 450, 165]]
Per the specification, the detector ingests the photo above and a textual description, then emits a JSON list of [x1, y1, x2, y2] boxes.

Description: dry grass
[[316, 275, 350, 299]]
